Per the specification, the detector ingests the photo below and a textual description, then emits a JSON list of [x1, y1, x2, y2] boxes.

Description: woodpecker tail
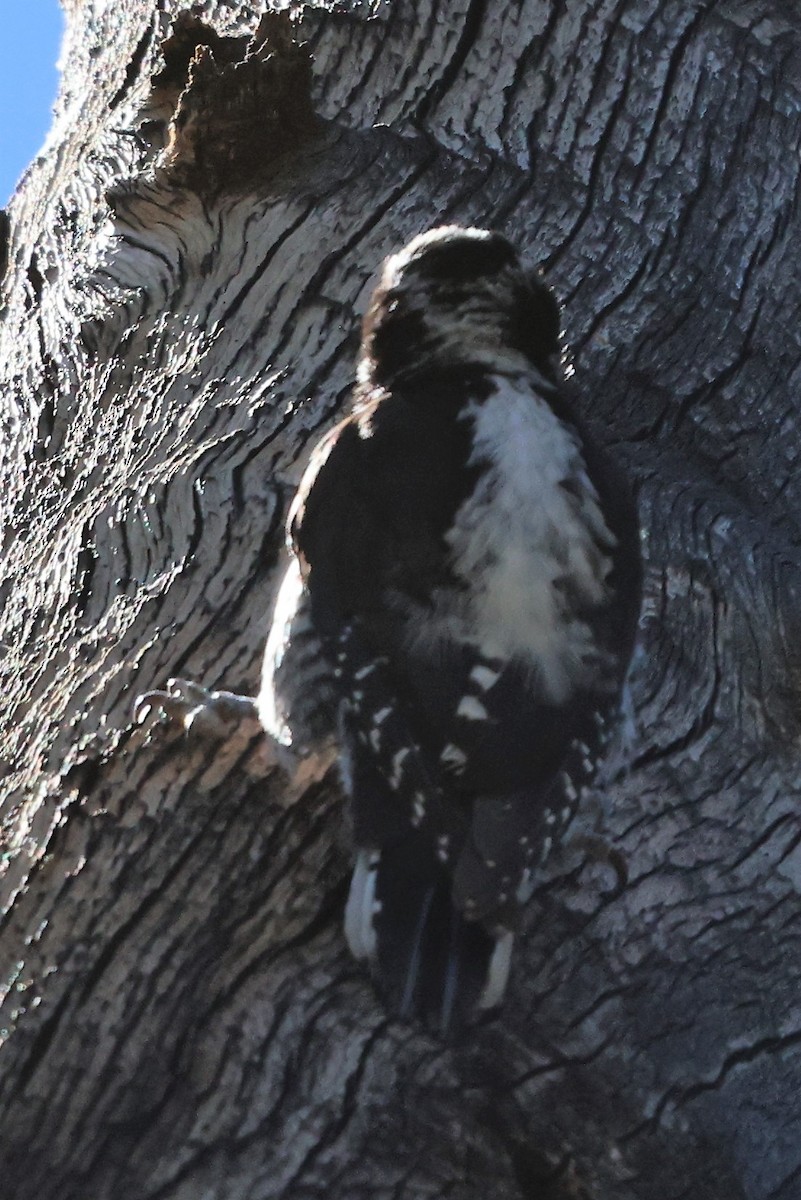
[[345, 838, 514, 1035]]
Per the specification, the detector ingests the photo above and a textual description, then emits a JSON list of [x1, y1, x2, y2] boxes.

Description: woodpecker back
[[259, 226, 641, 1034]]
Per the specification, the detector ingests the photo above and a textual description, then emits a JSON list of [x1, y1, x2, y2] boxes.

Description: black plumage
[[259, 225, 641, 1033]]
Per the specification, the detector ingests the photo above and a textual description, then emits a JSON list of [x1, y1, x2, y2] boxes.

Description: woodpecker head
[[359, 226, 562, 388]]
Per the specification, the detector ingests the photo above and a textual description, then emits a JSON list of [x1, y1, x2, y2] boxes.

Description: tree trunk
[[1, 2, 800, 1197]]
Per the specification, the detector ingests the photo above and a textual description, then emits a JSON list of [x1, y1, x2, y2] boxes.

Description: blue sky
[[0, 1, 65, 204]]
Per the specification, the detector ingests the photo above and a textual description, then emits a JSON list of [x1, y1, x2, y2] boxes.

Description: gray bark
[[1, 1, 799, 1197]]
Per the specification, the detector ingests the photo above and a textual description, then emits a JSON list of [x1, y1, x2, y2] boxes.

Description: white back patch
[[420, 375, 616, 704]]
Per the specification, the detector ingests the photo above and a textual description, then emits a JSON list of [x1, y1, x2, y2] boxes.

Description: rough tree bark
[[1, 1, 800, 1197]]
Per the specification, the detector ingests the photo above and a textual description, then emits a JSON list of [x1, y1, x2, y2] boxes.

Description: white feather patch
[[258, 558, 305, 747], [406, 374, 616, 705], [390, 746, 411, 785], [344, 850, 380, 962], [478, 931, 515, 1010], [469, 664, 500, 690], [440, 742, 467, 770], [456, 696, 489, 721]]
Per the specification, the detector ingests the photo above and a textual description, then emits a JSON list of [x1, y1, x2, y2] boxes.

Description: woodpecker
[[259, 226, 641, 1033]]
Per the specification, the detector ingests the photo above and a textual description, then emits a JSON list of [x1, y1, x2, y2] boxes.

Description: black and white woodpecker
[[260, 226, 642, 1033]]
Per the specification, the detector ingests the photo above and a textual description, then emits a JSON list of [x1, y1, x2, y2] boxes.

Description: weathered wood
[[1, 2, 800, 1197]]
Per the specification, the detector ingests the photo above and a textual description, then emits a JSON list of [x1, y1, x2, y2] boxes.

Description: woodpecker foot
[[134, 677, 262, 741], [133, 677, 336, 796], [563, 831, 628, 897]]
